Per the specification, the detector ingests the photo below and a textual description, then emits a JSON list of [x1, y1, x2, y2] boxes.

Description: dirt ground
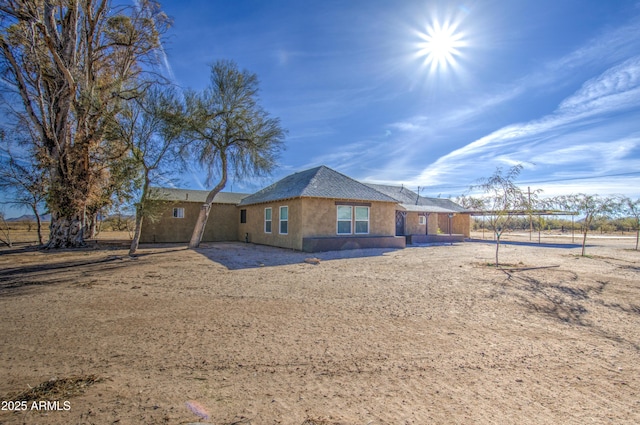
[[0, 232, 639, 424]]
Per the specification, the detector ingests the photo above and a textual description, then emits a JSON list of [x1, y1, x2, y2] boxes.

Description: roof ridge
[[239, 165, 397, 205]]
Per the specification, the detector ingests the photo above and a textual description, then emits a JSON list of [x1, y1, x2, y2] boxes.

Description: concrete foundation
[[302, 236, 406, 253]]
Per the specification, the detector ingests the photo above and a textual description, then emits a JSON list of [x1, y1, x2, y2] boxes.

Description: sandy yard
[[0, 233, 639, 424]]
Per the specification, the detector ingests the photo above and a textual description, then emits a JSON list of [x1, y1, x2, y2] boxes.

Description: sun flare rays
[[415, 19, 467, 74]]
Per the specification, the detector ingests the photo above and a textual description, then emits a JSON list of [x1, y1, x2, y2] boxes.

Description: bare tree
[[472, 165, 529, 267], [181, 60, 286, 248], [0, 211, 12, 248], [0, 0, 170, 248], [619, 196, 640, 251], [0, 128, 48, 245], [112, 87, 183, 255], [554, 194, 615, 256]]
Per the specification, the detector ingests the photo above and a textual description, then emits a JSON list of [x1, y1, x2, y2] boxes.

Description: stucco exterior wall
[[238, 198, 398, 251], [300, 198, 396, 238], [402, 212, 440, 236], [140, 201, 239, 243], [437, 213, 471, 237], [238, 198, 303, 250], [404, 212, 422, 236], [140, 196, 469, 248]]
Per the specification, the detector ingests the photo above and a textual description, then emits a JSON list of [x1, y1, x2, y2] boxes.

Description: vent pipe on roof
[[186, 193, 189, 200]]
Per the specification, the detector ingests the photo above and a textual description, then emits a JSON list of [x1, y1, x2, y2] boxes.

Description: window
[[337, 205, 352, 234], [419, 215, 426, 225], [240, 209, 247, 224], [354, 206, 369, 234], [173, 207, 184, 218], [279, 206, 288, 234], [337, 205, 370, 234], [264, 208, 272, 233]]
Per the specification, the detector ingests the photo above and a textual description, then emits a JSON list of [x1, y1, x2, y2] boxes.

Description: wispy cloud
[[411, 55, 640, 191], [557, 56, 640, 115]]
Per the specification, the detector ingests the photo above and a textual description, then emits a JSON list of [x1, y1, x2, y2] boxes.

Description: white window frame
[[279, 206, 288, 235], [354, 206, 370, 234], [264, 207, 272, 233], [337, 205, 353, 234], [173, 207, 184, 219], [419, 215, 426, 225]]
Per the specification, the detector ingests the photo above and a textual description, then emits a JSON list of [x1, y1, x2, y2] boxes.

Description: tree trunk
[[188, 155, 228, 249], [47, 211, 85, 248], [88, 212, 99, 238], [189, 204, 212, 249], [129, 213, 144, 256], [581, 231, 588, 256], [32, 206, 44, 246], [129, 177, 150, 256], [495, 234, 501, 267], [0, 216, 12, 248]]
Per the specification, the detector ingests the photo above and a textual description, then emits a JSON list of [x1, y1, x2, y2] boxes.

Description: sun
[[415, 19, 466, 74]]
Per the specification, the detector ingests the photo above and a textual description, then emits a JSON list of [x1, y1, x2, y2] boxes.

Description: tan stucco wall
[[237, 198, 303, 250], [140, 196, 468, 247], [238, 198, 398, 251], [140, 201, 239, 243], [436, 213, 471, 237], [300, 198, 396, 238], [402, 212, 439, 236]]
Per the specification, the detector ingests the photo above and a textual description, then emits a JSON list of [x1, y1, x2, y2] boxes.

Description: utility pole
[[528, 186, 533, 241]]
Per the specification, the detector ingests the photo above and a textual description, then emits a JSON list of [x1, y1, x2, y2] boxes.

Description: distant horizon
[[3, 162, 636, 220]]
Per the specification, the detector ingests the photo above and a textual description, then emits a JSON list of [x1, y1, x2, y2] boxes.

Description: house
[[237, 166, 405, 252], [140, 165, 470, 251], [138, 187, 249, 244], [365, 184, 471, 243]]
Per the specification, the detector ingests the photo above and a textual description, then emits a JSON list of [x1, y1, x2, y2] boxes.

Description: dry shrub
[[302, 418, 344, 425], [5, 374, 103, 401]]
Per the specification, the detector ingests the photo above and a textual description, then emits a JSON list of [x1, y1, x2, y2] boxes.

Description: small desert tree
[[472, 165, 529, 267], [181, 60, 286, 249], [0, 129, 48, 245], [554, 194, 615, 256], [0, 211, 12, 248], [619, 196, 640, 251], [113, 87, 184, 255]]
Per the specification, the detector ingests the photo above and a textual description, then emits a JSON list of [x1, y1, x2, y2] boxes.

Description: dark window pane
[[337, 221, 351, 234]]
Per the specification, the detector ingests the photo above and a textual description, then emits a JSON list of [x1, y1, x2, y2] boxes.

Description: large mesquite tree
[[182, 60, 286, 249], [0, 0, 169, 247]]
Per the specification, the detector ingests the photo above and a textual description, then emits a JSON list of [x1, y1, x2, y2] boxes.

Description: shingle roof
[[365, 184, 420, 205], [148, 187, 249, 204], [239, 166, 398, 206], [365, 183, 468, 213]]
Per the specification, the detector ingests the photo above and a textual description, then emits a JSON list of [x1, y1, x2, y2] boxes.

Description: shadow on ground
[[468, 238, 587, 249], [0, 254, 132, 297], [195, 241, 400, 270]]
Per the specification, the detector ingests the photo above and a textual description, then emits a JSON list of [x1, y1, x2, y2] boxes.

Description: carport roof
[[365, 183, 470, 214]]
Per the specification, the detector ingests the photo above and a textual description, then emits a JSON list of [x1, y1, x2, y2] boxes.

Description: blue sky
[[3, 1, 640, 218], [157, 0, 640, 200]]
